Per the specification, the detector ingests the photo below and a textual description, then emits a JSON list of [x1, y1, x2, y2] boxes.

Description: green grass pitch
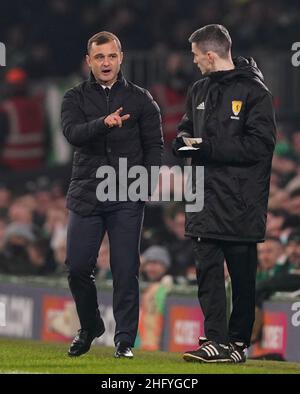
[[0, 338, 299, 374]]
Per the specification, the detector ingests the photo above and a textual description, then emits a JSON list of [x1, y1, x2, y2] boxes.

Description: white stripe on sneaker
[[207, 345, 215, 356], [237, 352, 242, 360], [234, 351, 242, 360], [208, 345, 219, 356], [203, 347, 213, 357], [231, 351, 242, 362], [231, 352, 239, 362]]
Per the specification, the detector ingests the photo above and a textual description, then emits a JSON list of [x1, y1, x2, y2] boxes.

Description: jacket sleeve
[[61, 89, 109, 147], [139, 89, 163, 168], [209, 90, 276, 165], [177, 86, 193, 138]]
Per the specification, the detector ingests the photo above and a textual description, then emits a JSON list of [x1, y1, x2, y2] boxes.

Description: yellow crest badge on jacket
[[232, 100, 243, 116]]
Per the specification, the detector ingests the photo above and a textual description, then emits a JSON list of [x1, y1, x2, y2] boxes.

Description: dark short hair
[[87, 31, 122, 54], [189, 24, 232, 59]]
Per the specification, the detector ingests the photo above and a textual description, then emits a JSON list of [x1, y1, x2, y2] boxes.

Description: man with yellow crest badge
[[173, 24, 276, 363]]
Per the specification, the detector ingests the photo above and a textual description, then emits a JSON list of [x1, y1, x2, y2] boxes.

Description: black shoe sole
[[183, 353, 232, 363], [114, 353, 134, 359], [68, 346, 91, 357], [230, 357, 246, 364]]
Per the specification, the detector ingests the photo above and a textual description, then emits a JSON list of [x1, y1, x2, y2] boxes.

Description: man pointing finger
[[61, 31, 163, 360], [104, 107, 130, 128]]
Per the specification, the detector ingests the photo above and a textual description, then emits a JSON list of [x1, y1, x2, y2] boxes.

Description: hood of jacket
[[207, 56, 268, 90]]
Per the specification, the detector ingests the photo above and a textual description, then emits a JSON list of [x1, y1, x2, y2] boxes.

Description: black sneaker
[[229, 342, 247, 363], [68, 319, 105, 357], [183, 340, 232, 363], [114, 342, 133, 359]]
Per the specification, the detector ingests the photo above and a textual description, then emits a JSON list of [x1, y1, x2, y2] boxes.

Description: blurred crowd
[[1, 123, 300, 289], [1, 0, 299, 78], [0, 176, 197, 285]]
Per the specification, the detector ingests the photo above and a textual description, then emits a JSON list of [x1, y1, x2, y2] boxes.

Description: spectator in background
[[252, 229, 300, 344], [256, 237, 287, 283], [8, 201, 33, 225], [284, 187, 300, 216], [273, 127, 294, 160], [268, 180, 289, 211], [0, 223, 33, 274], [265, 210, 287, 238], [151, 53, 190, 164], [164, 207, 196, 278], [33, 187, 53, 223], [0, 222, 35, 275], [27, 238, 55, 275], [140, 245, 171, 282], [256, 229, 300, 306], [141, 202, 195, 279], [184, 263, 197, 285], [138, 245, 173, 351], [44, 207, 68, 237], [271, 150, 297, 187], [0, 218, 56, 276], [0, 68, 47, 170]]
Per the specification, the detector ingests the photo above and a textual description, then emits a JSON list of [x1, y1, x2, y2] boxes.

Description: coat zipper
[[106, 90, 110, 114]]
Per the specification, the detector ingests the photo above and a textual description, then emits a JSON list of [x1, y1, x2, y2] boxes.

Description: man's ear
[[207, 51, 215, 64], [120, 51, 124, 65], [86, 54, 91, 68]]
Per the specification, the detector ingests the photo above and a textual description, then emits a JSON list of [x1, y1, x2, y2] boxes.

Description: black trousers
[[66, 201, 145, 347], [192, 238, 258, 347]]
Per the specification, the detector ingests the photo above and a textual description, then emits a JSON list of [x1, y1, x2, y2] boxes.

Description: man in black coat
[[61, 31, 163, 358], [173, 24, 276, 363]]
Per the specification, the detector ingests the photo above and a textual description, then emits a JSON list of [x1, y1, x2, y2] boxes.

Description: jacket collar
[[207, 56, 266, 88], [88, 70, 127, 89]]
